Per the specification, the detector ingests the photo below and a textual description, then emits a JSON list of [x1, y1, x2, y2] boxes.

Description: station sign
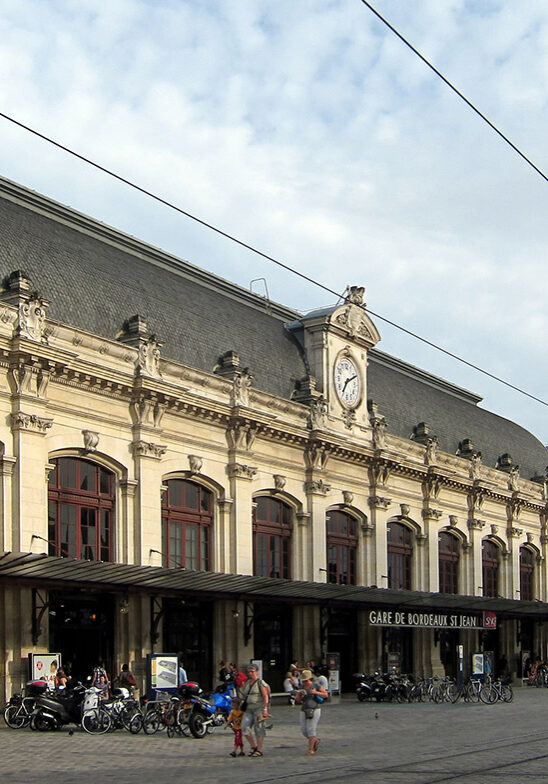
[[368, 609, 496, 629]]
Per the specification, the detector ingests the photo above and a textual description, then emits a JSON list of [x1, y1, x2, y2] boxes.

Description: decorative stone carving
[[400, 503, 410, 517], [304, 479, 331, 495], [527, 532, 535, 544], [422, 471, 442, 501], [469, 452, 483, 480], [130, 391, 166, 429], [342, 490, 354, 505], [231, 368, 253, 407], [82, 430, 99, 453], [334, 307, 373, 340], [370, 460, 391, 487], [506, 497, 523, 523], [227, 463, 257, 480], [308, 396, 328, 430], [137, 335, 163, 378], [346, 286, 365, 305], [188, 454, 203, 474], [422, 508, 443, 521], [226, 419, 257, 452], [304, 441, 329, 471], [130, 440, 167, 459], [531, 467, 548, 501], [341, 408, 357, 430], [448, 515, 458, 527], [490, 524, 498, 535], [468, 519, 485, 531], [15, 293, 50, 344], [368, 400, 388, 450], [424, 437, 438, 466], [506, 526, 523, 539], [368, 496, 391, 510], [273, 474, 286, 491], [214, 350, 241, 379], [467, 486, 486, 514], [10, 411, 53, 433], [508, 465, 520, 492]]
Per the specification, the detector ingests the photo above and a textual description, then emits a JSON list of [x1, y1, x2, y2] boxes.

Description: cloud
[[0, 0, 546, 442]]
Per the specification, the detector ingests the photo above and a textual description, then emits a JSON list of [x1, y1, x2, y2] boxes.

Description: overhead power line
[[359, 0, 548, 184], [0, 109, 546, 409]]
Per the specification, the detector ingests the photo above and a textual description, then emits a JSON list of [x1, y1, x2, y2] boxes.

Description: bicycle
[[4, 694, 36, 728]]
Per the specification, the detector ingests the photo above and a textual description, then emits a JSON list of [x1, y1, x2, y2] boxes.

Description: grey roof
[[1, 551, 547, 619], [0, 175, 545, 478]]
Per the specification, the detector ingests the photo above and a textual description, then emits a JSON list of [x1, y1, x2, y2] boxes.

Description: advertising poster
[[326, 652, 340, 694], [472, 653, 484, 677], [148, 653, 178, 695], [28, 653, 62, 688]]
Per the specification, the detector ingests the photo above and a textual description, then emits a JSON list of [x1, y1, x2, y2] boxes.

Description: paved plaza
[[3, 688, 548, 784]]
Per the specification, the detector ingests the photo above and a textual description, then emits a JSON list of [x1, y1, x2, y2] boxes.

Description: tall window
[[326, 511, 358, 585], [387, 522, 412, 590], [253, 497, 292, 579], [520, 547, 535, 601], [438, 532, 459, 594], [162, 479, 212, 570], [482, 540, 499, 597], [48, 458, 114, 561]]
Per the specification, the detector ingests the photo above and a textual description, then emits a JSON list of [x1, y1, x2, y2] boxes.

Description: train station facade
[[0, 174, 547, 698]]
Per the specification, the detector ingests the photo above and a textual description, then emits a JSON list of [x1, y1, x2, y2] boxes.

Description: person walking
[[240, 664, 270, 757], [295, 668, 328, 756]]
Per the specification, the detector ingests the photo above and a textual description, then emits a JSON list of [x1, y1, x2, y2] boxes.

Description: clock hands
[[342, 374, 357, 393]]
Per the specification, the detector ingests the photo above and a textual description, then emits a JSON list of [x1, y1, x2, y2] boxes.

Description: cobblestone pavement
[[3, 688, 548, 784]]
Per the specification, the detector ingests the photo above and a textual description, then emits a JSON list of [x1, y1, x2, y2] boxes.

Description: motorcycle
[[30, 682, 86, 731], [185, 681, 234, 738], [354, 673, 375, 702]]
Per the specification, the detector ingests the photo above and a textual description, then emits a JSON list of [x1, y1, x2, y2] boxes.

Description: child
[[225, 697, 245, 757]]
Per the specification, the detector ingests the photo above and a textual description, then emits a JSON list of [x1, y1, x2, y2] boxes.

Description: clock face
[[334, 355, 361, 408]]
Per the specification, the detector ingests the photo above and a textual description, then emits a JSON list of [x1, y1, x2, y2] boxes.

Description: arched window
[[48, 457, 115, 561], [253, 497, 292, 579], [387, 522, 412, 590], [438, 532, 460, 594], [162, 479, 212, 570], [520, 547, 535, 601], [482, 540, 499, 598], [326, 510, 358, 585]]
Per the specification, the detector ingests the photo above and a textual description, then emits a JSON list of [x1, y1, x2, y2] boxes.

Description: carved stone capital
[[368, 496, 391, 511], [131, 440, 167, 459], [369, 460, 391, 488], [422, 508, 443, 521], [304, 479, 331, 496], [227, 463, 257, 480], [506, 526, 523, 539], [10, 411, 53, 434], [468, 518, 485, 531], [82, 430, 99, 453], [130, 390, 166, 429], [422, 472, 442, 501], [120, 479, 138, 498]]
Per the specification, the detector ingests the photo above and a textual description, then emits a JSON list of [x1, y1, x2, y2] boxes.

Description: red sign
[[483, 611, 497, 629]]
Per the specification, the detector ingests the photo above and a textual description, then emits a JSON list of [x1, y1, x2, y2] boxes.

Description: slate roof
[[0, 175, 545, 479]]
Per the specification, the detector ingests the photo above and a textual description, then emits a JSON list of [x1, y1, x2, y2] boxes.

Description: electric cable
[[359, 0, 548, 184], [0, 109, 546, 409]]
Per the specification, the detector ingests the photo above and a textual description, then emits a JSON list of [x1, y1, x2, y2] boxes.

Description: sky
[[0, 0, 546, 453]]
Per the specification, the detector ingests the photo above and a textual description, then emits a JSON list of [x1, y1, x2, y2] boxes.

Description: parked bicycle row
[[2, 679, 238, 736], [354, 673, 513, 704]]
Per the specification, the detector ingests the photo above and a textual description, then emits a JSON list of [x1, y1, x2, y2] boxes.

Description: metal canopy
[[2, 551, 548, 620]]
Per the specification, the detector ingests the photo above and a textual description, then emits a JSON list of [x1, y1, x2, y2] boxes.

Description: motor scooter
[[186, 681, 234, 738], [30, 682, 86, 731]]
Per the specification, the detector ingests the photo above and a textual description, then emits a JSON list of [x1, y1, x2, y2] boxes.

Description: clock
[[334, 354, 361, 408]]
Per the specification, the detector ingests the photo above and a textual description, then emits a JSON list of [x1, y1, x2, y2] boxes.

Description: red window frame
[[48, 457, 114, 561], [482, 540, 499, 598], [161, 479, 212, 570], [438, 532, 459, 594], [253, 497, 292, 579], [520, 547, 535, 601], [326, 510, 358, 585], [387, 522, 412, 590]]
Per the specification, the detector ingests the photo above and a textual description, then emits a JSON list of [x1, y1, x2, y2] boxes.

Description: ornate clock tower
[[288, 286, 381, 435]]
